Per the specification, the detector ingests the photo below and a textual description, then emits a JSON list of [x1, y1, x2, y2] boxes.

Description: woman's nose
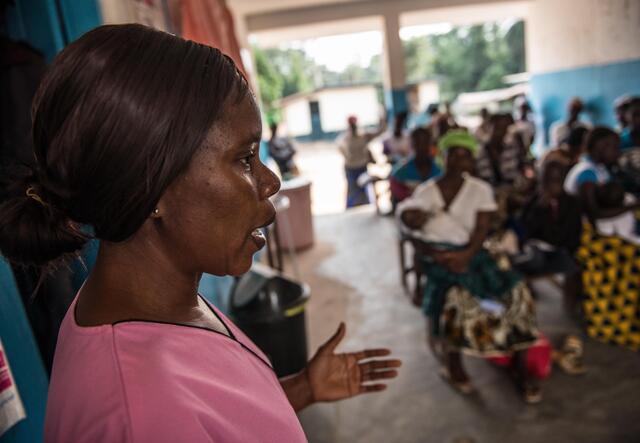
[[259, 163, 281, 200]]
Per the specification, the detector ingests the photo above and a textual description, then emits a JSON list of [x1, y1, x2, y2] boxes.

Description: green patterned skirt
[[421, 245, 538, 356]]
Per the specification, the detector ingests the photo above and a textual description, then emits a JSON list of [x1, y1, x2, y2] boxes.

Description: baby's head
[[596, 181, 625, 209]]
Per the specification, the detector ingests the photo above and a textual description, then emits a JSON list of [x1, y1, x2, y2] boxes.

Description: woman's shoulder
[[464, 175, 493, 193]]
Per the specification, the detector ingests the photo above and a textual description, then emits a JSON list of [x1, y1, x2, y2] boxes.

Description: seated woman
[[515, 161, 582, 307], [389, 127, 441, 206], [398, 131, 541, 403], [476, 113, 536, 230], [564, 127, 640, 351]]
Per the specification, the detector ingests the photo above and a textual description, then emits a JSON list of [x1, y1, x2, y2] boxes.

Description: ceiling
[[227, 0, 372, 16]]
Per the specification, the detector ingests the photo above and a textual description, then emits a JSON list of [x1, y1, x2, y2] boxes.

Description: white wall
[[417, 81, 439, 110], [99, 0, 135, 24], [317, 87, 379, 132], [282, 97, 312, 136], [526, 0, 640, 74]]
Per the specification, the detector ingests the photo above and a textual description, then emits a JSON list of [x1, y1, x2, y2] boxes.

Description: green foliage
[[254, 46, 283, 123], [252, 44, 382, 116], [405, 20, 526, 101], [253, 20, 525, 111]]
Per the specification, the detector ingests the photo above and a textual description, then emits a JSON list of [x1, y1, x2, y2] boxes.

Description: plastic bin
[[230, 264, 310, 377]]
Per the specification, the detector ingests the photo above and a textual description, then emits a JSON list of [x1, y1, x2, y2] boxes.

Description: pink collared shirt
[[45, 296, 307, 443]]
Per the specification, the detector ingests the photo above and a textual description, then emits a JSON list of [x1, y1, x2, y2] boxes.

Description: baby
[[595, 182, 640, 244]]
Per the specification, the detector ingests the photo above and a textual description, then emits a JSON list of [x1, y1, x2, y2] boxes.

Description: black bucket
[[231, 268, 310, 377]]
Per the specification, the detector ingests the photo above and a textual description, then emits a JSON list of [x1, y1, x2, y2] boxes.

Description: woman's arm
[[280, 370, 314, 412], [579, 182, 638, 220], [434, 211, 493, 273], [365, 117, 388, 142]]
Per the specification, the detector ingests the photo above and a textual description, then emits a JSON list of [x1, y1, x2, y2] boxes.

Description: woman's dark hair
[[585, 126, 618, 155], [566, 126, 588, 149], [410, 127, 432, 156], [393, 111, 408, 138], [0, 24, 249, 265]]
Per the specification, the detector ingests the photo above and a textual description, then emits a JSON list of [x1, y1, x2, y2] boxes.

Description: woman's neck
[[76, 240, 202, 326], [440, 171, 464, 185]]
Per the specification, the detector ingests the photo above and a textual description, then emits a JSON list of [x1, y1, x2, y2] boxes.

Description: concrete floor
[[285, 206, 640, 443]]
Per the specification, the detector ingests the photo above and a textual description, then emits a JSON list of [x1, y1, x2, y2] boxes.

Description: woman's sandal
[[553, 335, 587, 376], [521, 382, 543, 404], [439, 366, 475, 395]]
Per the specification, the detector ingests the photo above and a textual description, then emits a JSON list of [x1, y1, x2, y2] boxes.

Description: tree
[[403, 19, 526, 101], [254, 46, 283, 123], [504, 20, 526, 75]]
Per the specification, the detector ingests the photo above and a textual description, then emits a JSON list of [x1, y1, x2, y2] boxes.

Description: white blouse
[[398, 175, 498, 245]]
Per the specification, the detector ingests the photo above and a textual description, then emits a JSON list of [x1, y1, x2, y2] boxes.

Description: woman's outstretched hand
[[304, 323, 402, 402]]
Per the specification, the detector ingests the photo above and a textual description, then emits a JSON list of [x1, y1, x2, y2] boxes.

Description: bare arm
[[365, 117, 388, 142], [466, 211, 493, 255], [433, 211, 493, 273], [579, 182, 638, 220], [280, 370, 314, 412]]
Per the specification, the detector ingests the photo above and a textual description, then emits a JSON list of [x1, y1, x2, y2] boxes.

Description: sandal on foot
[[439, 366, 475, 395], [554, 335, 587, 375], [522, 383, 542, 404]]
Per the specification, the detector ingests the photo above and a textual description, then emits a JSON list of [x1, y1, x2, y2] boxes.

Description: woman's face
[[445, 146, 475, 175], [157, 93, 280, 276], [595, 134, 620, 167]]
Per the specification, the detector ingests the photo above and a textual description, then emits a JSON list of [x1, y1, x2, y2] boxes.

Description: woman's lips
[[250, 229, 266, 249]]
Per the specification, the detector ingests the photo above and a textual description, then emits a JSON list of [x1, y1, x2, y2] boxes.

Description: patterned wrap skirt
[[576, 223, 640, 351], [421, 244, 538, 356]]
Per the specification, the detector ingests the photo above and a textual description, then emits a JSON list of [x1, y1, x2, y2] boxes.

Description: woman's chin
[[227, 257, 254, 276]]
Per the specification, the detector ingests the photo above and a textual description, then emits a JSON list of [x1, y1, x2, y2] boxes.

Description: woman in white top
[[398, 131, 541, 403]]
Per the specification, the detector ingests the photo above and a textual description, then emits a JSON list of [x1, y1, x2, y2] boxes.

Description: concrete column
[[381, 11, 407, 117], [527, 0, 640, 149]]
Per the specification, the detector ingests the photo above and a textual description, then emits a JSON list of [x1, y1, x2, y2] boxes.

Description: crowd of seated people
[[389, 94, 640, 402]]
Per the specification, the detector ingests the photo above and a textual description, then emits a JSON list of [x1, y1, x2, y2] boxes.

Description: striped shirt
[[476, 142, 524, 186]]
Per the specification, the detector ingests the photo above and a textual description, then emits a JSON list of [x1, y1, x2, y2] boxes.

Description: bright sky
[[275, 23, 452, 72]]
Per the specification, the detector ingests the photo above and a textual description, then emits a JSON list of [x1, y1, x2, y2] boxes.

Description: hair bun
[[0, 165, 88, 266]]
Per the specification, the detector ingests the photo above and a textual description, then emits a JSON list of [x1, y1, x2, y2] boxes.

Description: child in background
[[389, 127, 441, 206], [595, 181, 640, 245]]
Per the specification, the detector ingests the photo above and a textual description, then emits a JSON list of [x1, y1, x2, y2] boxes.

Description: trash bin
[[230, 264, 310, 377]]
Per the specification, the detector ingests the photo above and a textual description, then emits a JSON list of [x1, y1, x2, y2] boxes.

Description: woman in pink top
[[0, 24, 401, 442]]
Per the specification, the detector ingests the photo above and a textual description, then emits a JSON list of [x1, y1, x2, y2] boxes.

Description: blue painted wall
[[530, 58, 640, 149], [0, 260, 48, 443], [57, 0, 103, 43], [5, 0, 66, 61], [6, 0, 102, 61], [384, 88, 408, 117]]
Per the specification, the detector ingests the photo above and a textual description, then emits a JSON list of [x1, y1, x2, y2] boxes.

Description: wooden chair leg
[[273, 219, 284, 273], [399, 238, 408, 290]]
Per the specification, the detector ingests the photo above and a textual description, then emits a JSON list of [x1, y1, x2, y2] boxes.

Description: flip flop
[[553, 335, 587, 375]]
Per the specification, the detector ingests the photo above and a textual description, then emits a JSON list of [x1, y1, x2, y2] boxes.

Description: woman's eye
[[241, 154, 254, 171]]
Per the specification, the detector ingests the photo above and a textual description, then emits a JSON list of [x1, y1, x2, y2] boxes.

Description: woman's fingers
[[358, 359, 402, 373], [359, 384, 387, 394], [319, 322, 346, 354], [361, 370, 399, 382], [353, 348, 392, 360]]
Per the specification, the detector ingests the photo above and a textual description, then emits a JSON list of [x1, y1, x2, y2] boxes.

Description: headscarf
[[438, 129, 478, 156]]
